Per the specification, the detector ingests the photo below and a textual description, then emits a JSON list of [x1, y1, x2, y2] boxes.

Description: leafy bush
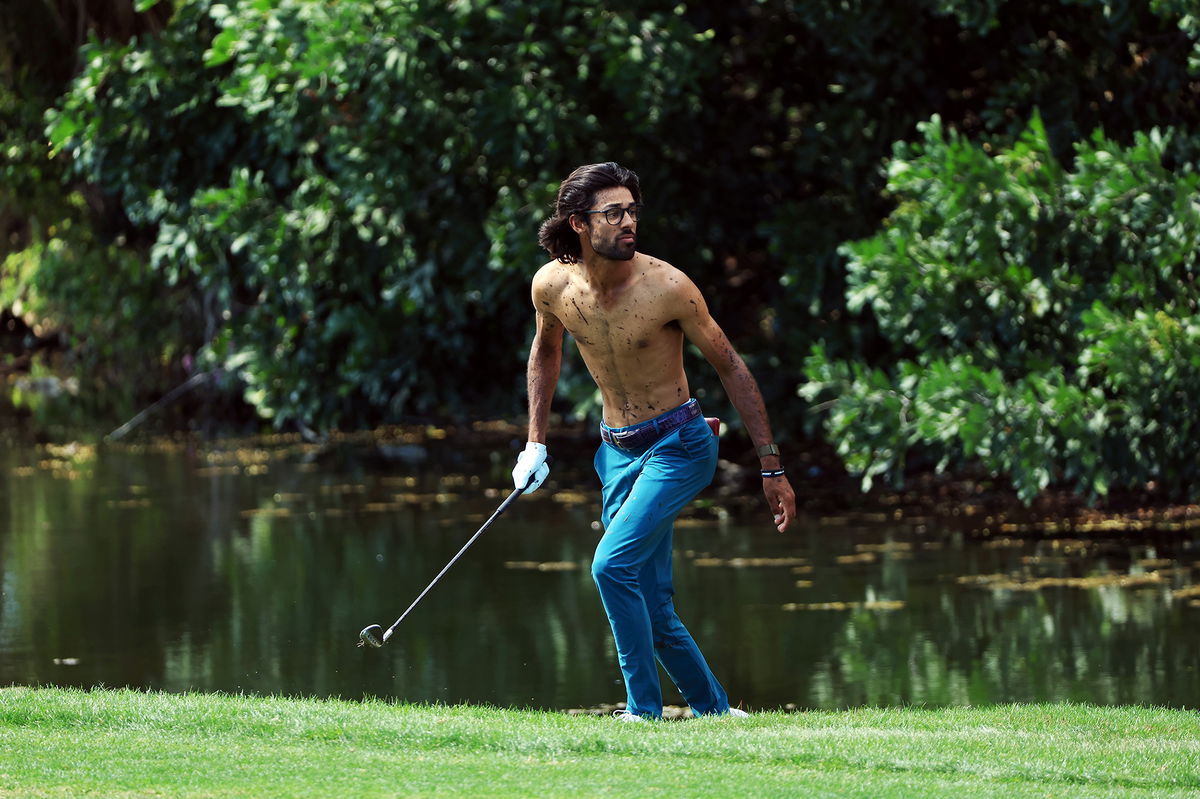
[[2, 75, 202, 429], [804, 113, 1200, 501]]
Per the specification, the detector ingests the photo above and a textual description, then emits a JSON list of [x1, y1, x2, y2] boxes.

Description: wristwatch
[[756, 443, 780, 458]]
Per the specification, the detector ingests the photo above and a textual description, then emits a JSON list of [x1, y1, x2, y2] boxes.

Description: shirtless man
[[512, 162, 797, 721]]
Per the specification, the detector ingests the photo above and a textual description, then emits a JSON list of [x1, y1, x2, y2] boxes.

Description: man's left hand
[[763, 476, 796, 532]]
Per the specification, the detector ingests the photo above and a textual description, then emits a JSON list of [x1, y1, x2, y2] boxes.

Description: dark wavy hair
[[537, 162, 642, 263]]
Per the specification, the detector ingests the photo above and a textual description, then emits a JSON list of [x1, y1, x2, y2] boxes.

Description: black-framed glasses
[[579, 203, 643, 225]]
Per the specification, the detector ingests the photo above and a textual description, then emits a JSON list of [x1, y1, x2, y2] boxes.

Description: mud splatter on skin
[[572, 298, 589, 324]]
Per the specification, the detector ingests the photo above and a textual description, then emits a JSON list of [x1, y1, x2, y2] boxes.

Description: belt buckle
[[611, 428, 639, 448]]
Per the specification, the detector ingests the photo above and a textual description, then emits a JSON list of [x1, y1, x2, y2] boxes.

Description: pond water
[[2, 433, 1198, 711]]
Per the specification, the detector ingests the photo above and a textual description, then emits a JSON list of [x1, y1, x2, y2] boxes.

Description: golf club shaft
[[381, 485, 525, 642]]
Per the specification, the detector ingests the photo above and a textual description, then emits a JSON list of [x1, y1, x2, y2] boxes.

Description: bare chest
[[554, 286, 678, 354]]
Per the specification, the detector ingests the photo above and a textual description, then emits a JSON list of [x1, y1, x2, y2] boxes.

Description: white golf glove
[[512, 441, 550, 494]]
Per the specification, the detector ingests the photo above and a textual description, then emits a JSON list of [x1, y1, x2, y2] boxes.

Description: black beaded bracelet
[[760, 468, 786, 479]]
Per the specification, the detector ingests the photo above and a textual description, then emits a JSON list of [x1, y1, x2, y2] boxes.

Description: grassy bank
[[0, 687, 1197, 798]]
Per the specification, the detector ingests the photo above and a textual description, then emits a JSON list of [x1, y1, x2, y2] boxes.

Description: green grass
[[0, 688, 1197, 798]]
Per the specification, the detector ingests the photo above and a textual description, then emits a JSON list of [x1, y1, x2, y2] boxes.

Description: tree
[[46, 0, 715, 429], [803, 112, 1200, 501]]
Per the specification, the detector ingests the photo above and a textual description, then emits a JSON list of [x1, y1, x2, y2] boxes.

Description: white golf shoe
[[612, 709, 646, 723], [728, 707, 750, 718]]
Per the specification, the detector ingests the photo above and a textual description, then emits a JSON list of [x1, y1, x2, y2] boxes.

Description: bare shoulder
[[533, 259, 569, 287], [637, 254, 707, 316], [532, 260, 570, 306]]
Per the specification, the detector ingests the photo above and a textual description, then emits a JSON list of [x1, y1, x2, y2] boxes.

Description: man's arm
[[526, 282, 565, 444], [512, 277, 565, 494], [674, 276, 797, 532]]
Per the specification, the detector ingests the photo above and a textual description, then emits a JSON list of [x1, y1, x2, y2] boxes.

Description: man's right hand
[[513, 442, 550, 493]]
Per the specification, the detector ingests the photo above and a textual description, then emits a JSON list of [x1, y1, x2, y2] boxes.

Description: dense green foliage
[[2, 687, 1198, 798], [1, 0, 185, 426], [804, 113, 1200, 501], [2, 0, 1199, 499], [44, 0, 717, 428]]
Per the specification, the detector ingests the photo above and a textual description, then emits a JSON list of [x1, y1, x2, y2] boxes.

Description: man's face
[[578, 187, 638, 261]]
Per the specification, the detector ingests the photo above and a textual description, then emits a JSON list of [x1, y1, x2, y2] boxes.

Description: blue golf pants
[[592, 404, 731, 719]]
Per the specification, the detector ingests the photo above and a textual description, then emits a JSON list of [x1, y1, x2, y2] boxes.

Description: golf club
[[357, 477, 534, 649]]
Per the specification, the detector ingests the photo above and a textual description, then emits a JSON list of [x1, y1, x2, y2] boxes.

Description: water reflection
[[1, 436, 1197, 710]]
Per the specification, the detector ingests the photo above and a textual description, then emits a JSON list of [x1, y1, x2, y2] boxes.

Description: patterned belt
[[600, 399, 702, 450]]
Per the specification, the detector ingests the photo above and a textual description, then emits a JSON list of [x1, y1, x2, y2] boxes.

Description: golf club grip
[[383, 486, 526, 640]]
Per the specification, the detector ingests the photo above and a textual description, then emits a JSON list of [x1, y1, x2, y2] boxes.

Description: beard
[[590, 231, 637, 261]]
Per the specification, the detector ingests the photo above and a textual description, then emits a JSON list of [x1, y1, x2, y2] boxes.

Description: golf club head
[[357, 624, 384, 648]]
